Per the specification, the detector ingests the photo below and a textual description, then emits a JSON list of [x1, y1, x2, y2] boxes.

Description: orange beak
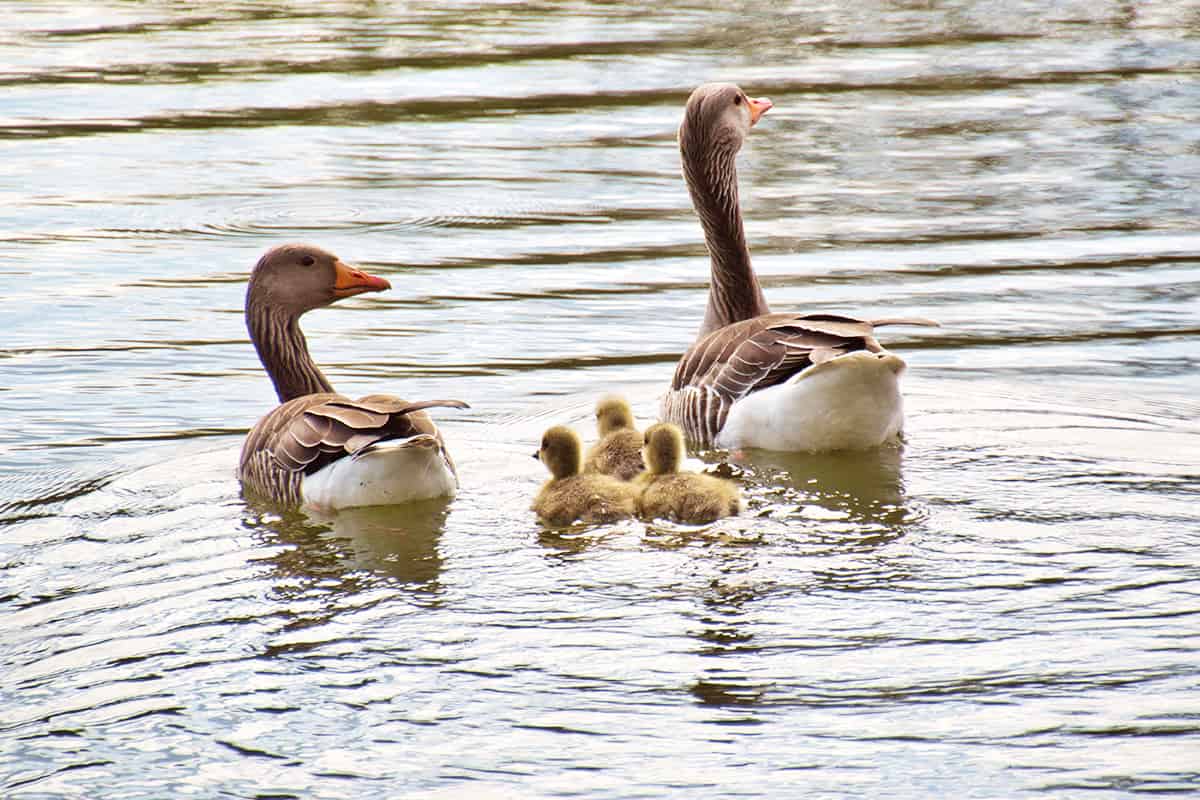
[[332, 259, 391, 298], [748, 96, 773, 126]]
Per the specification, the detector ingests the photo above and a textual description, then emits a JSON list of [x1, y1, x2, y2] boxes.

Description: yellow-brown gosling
[[533, 425, 638, 526], [635, 422, 741, 524], [582, 395, 645, 481]]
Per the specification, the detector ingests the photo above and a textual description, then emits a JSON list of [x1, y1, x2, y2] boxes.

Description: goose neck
[[682, 144, 770, 337], [246, 301, 334, 403]]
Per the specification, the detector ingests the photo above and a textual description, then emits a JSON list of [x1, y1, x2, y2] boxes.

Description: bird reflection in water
[[690, 563, 772, 716], [735, 443, 917, 534], [676, 446, 919, 716], [242, 498, 451, 598], [536, 519, 641, 559]]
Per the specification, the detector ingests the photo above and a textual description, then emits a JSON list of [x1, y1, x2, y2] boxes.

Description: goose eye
[[301, 255, 316, 267], [733, 95, 742, 106]]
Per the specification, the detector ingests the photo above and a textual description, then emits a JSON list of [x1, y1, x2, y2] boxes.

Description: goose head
[[247, 243, 391, 317], [595, 395, 635, 436], [535, 425, 583, 480], [643, 422, 686, 475], [679, 83, 772, 164]]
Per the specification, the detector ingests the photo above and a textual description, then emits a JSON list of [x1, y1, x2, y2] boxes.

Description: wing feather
[[311, 402, 388, 430], [662, 312, 892, 446], [238, 391, 470, 504]]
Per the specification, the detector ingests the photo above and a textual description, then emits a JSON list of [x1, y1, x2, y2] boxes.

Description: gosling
[[583, 395, 645, 481], [533, 425, 638, 526], [636, 423, 741, 524]]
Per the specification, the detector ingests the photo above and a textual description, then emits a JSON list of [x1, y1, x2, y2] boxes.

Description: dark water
[[3, 2, 1199, 797]]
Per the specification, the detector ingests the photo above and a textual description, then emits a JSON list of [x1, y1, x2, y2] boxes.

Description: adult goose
[[237, 244, 468, 509], [660, 83, 938, 452]]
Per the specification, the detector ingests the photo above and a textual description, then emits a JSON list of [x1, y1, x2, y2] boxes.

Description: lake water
[[3, 2, 1199, 797]]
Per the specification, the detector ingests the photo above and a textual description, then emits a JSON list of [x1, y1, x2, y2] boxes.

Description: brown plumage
[[582, 395, 645, 481], [236, 244, 468, 507], [661, 312, 932, 447], [635, 423, 741, 524], [532, 425, 638, 526], [662, 83, 937, 448]]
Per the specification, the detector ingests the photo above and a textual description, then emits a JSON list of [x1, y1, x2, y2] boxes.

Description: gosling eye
[[301, 255, 316, 267]]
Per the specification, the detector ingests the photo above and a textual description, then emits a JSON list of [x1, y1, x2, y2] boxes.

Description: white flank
[[301, 436, 458, 511], [715, 351, 907, 452]]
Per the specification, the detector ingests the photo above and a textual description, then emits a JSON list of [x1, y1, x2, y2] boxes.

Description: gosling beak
[[333, 259, 392, 299], [748, 96, 772, 127], [532, 450, 541, 461]]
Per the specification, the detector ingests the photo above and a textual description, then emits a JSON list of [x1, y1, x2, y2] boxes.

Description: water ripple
[[3, 2, 1200, 798]]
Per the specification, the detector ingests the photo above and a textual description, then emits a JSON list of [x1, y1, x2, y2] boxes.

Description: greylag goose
[[635, 423, 741, 523], [532, 425, 638, 526], [238, 244, 468, 509], [660, 83, 938, 451], [582, 395, 645, 481]]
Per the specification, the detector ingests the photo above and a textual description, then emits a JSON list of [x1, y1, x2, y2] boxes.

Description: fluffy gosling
[[583, 395, 645, 481], [533, 425, 638, 526], [636, 423, 741, 524]]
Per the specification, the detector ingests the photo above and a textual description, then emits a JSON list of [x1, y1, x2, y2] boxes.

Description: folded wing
[[662, 313, 936, 446], [239, 393, 470, 504]]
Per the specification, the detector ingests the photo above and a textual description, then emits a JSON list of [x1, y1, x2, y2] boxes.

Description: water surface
[[3, 2, 1199, 797]]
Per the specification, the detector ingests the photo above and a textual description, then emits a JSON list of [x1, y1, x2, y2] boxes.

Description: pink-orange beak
[[332, 259, 391, 298], [748, 96, 773, 126]]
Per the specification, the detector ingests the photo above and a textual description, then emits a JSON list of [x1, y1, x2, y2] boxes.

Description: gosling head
[[595, 395, 635, 436], [643, 422, 686, 475], [535, 425, 583, 479], [247, 243, 391, 318], [679, 82, 773, 165]]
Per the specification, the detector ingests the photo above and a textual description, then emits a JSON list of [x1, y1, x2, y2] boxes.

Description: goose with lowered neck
[[238, 244, 468, 509], [661, 83, 937, 452]]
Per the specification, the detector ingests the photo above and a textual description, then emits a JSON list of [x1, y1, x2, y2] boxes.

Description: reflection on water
[[739, 444, 910, 527], [536, 522, 636, 558], [690, 679, 766, 709], [245, 499, 451, 596], [3, 1, 1200, 797]]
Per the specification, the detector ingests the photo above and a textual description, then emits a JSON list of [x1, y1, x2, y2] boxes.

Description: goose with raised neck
[[679, 85, 772, 338], [661, 83, 938, 452], [238, 243, 468, 509]]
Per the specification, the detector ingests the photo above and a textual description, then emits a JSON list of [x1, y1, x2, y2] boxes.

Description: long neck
[[246, 297, 334, 403], [682, 140, 770, 338]]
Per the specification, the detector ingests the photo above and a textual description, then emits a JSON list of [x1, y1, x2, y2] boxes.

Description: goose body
[[300, 434, 458, 509], [661, 83, 936, 451], [237, 245, 467, 510], [582, 395, 645, 481], [240, 392, 466, 509], [533, 426, 638, 526], [635, 423, 741, 524], [716, 351, 905, 452]]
